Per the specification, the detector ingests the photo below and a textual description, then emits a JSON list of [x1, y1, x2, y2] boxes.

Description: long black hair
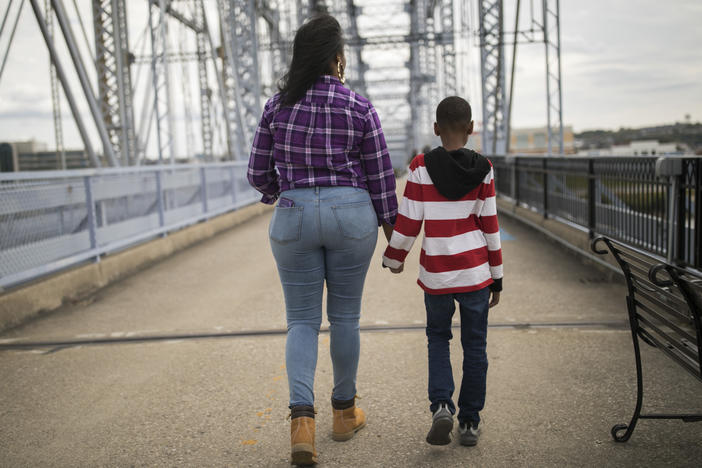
[[278, 14, 344, 106]]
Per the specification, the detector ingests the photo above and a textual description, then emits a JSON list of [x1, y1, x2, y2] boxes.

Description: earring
[[337, 61, 346, 85]]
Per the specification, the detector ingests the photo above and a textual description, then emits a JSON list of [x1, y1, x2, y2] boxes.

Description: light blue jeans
[[269, 186, 379, 408]]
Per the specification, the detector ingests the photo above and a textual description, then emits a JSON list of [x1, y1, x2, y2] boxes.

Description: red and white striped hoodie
[[382, 147, 503, 295]]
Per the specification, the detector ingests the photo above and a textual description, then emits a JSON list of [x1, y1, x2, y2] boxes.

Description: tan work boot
[[331, 397, 366, 441], [290, 406, 317, 466]]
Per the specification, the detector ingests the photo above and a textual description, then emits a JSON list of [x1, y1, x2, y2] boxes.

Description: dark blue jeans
[[424, 288, 490, 424]]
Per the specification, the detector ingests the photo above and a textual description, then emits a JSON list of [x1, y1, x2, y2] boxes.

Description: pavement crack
[[0, 321, 628, 352]]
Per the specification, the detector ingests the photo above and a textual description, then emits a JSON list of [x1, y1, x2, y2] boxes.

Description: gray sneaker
[[458, 421, 480, 446], [426, 403, 453, 445]]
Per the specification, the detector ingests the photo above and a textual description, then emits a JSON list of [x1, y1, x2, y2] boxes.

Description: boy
[[382, 96, 503, 446]]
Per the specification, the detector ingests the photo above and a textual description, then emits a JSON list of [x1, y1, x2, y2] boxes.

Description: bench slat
[[615, 248, 666, 275], [636, 301, 697, 352], [636, 313, 701, 368], [638, 326, 702, 382], [633, 286, 695, 326]]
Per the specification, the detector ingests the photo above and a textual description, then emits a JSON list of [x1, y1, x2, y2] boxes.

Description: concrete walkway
[[1, 208, 701, 467]]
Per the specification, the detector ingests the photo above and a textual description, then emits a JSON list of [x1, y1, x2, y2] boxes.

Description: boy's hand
[[382, 261, 404, 274], [489, 291, 500, 308], [389, 264, 404, 274]]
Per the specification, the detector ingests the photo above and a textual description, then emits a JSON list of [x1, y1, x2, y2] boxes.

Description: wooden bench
[[591, 236, 702, 442]]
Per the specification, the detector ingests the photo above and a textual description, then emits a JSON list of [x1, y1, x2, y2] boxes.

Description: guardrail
[[0, 162, 259, 290], [489, 155, 700, 269]]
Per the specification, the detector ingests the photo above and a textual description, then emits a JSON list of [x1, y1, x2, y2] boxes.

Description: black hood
[[424, 147, 491, 200]]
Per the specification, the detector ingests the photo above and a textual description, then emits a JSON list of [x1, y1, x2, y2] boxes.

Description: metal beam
[[201, 4, 234, 158], [46, 0, 66, 169], [439, 0, 456, 97], [148, 0, 176, 163], [194, 0, 213, 160], [92, 0, 137, 165], [217, 0, 262, 158], [150, 0, 201, 32], [478, 0, 507, 154], [52, 0, 119, 165], [543, 0, 563, 155], [28, 0, 100, 166]]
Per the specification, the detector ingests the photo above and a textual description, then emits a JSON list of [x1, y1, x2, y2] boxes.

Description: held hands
[[381, 222, 394, 242], [382, 261, 404, 274], [381, 222, 402, 273]]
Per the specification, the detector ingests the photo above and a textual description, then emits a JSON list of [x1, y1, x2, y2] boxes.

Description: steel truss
[[218, 0, 262, 156], [542, 0, 563, 155], [193, 0, 214, 160], [148, 0, 175, 164], [480, 0, 564, 155], [93, 0, 137, 165], [45, 0, 66, 169], [478, 0, 507, 155], [18, 0, 549, 168]]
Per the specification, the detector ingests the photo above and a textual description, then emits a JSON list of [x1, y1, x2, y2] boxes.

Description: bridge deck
[[1, 210, 701, 466]]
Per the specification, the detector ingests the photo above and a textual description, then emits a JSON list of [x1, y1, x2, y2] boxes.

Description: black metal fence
[[489, 155, 701, 269]]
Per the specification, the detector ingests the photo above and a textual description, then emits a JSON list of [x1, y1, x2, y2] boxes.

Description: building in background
[[577, 139, 685, 156], [0, 140, 91, 171], [470, 125, 576, 154]]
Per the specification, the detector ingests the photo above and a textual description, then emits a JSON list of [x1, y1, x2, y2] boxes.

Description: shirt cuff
[[382, 257, 403, 269], [489, 278, 503, 293], [260, 193, 278, 205], [379, 212, 397, 226]]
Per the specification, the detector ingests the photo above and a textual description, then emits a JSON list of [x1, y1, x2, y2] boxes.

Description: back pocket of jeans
[[332, 201, 376, 239], [269, 206, 303, 244]]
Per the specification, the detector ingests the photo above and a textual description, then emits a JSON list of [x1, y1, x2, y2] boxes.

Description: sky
[[0, 0, 700, 155]]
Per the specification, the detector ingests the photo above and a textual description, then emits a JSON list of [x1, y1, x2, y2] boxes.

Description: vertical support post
[[514, 156, 520, 205], [666, 175, 677, 264], [202, 4, 234, 158], [543, 1, 552, 156], [505, 0, 521, 154], [588, 158, 596, 238], [439, 0, 456, 97], [509, 156, 517, 202], [542, 157, 548, 218], [695, 160, 702, 267], [84, 175, 99, 259], [149, 0, 176, 164], [478, 0, 507, 155], [555, 0, 564, 155], [45, 0, 66, 169], [155, 170, 165, 228], [230, 164, 238, 205], [93, 0, 137, 166], [216, 0, 251, 159], [408, 0, 422, 155], [52, 0, 119, 166], [195, 0, 213, 161], [200, 167, 209, 214], [543, 0, 563, 155], [345, 0, 367, 97], [29, 0, 100, 167], [676, 171, 685, 264]]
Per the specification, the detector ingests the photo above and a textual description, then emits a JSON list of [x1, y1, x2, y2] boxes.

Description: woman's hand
[[489, 291, 500, 308], [381, 222, 394, 242]]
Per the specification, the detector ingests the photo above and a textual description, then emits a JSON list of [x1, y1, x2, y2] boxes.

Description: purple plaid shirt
[[247, 75, 398, 226]]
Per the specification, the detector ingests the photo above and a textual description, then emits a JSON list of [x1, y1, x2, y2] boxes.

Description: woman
[[247, 13, 397, 466]]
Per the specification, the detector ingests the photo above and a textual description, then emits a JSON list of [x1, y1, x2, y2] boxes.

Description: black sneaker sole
[[426, 416, 453, 445]]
